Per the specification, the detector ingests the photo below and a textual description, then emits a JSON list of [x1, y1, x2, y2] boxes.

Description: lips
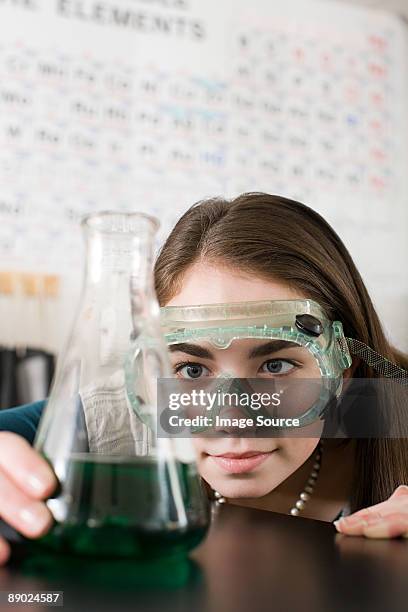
[[209, 451, 273, 474]]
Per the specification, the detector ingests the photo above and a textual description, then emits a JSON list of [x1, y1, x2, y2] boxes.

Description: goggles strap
[[345, 337, 408, 385]]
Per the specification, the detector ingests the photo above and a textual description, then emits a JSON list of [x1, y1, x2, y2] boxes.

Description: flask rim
[[81, 211, 160, 235]]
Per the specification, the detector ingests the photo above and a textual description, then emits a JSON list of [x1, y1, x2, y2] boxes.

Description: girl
[[0, 192, 407, 565], [154, 192, 408, 525]]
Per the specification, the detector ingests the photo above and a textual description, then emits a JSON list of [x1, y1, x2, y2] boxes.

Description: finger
[[0, 536, 11, 565], [340, 494, 408, 523], [0, 470, 54, 539], [335, 511, 408, 538], [390, 485, 408, 499], [346, 502, 393, 519], [362, 513, 408, 539], [334, 511, 383, 535], [0, 432, 57, 499]]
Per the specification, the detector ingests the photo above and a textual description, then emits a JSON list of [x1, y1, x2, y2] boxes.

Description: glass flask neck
[[80, 212, 161, 328], [83, 212, 157, 288]]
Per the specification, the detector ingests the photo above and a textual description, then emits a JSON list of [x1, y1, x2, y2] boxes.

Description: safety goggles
[[158, 299, 407, 432]]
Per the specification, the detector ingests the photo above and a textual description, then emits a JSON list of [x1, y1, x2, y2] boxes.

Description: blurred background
[[0, 0, 406, 407]]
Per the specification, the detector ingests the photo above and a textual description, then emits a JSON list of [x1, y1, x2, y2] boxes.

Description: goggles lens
[[161, 337, 339, 433]]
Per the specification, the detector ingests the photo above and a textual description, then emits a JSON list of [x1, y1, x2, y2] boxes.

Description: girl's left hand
[[334, 485, 408, 538]]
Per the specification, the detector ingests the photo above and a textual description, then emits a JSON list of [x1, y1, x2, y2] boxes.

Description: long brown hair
[[154, 192, 408, 512]]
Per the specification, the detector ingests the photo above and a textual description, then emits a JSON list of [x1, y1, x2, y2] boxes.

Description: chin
[[205, 475, 280, 499]]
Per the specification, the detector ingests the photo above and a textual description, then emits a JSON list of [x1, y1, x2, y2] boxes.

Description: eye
[[174, 362, 211, 379], [260, 359, 297, 375]]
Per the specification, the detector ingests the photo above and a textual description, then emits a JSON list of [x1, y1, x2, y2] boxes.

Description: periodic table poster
[[0, 0, 407, 351]]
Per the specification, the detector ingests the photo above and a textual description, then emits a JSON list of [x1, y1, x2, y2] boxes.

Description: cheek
[[192, 438, 205, 451], [191, 437, 207, 462], [279, 438, 320, 461]]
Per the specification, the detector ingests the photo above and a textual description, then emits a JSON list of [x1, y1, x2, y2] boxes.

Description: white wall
[[0, 0, 406, 351]]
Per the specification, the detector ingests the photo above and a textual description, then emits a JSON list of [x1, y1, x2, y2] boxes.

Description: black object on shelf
[[0, 348, 55, 410]]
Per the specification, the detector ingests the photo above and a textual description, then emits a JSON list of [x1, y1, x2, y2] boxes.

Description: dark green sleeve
[[0, 400, 46, 445]]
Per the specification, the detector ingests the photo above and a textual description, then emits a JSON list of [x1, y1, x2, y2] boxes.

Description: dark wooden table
[[1, 504, 408, 612]]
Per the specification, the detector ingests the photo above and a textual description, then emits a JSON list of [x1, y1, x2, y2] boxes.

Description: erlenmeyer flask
[[34, 212, 210, 559]]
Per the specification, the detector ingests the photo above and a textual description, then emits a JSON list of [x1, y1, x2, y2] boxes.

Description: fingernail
[[19, 505, 49, 530], [333, 520, 342, 532], [27, 474, 49, 495], [336, 517, 368, 531]]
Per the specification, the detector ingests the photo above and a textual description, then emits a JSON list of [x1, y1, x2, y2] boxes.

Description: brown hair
[[154, 192, 408, 511]]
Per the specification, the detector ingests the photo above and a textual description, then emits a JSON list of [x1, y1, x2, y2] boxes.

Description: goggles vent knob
[[295, 314, 323, 337], [211, 335, 230, 349]]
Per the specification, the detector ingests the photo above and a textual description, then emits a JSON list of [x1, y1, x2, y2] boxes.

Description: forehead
[[166, 262, 304, 307]]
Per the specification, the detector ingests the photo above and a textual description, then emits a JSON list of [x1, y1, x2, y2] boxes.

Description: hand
[[0, 432, 57, 564], [334, 485, 408, 538]]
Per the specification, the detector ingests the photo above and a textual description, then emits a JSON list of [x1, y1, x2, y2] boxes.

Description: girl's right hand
[[0, 432, 57, 565]]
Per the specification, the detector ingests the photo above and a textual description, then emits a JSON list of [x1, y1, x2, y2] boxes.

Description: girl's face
[[165, 261, 325, 499]]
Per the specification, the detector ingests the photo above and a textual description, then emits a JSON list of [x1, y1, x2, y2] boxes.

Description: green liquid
[[37, 456, 210, 560]]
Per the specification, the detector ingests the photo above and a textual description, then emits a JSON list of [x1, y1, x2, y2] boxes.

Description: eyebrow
[[248, 340, 300, 358], [168, 340, 300, 360], [169, 343, 214, 359]]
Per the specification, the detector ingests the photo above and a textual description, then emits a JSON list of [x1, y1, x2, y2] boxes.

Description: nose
[[213, 404, 257, 436], [209, 376, 259, 435]]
